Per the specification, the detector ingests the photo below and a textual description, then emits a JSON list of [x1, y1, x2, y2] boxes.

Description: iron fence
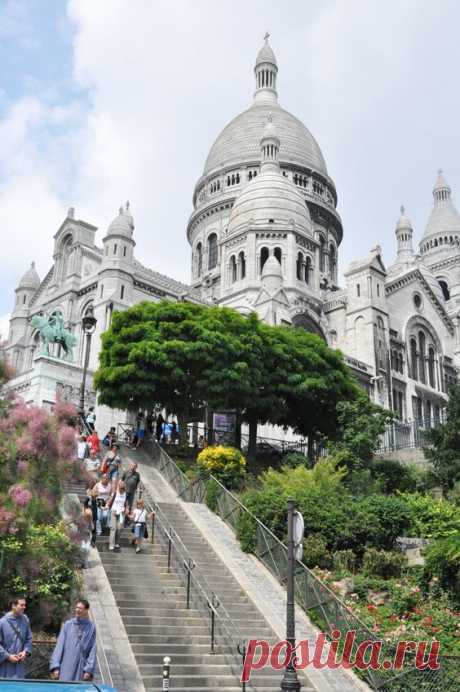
[[25, 640, 56, 678], [139, 482, 250, 689], [376, 416, 444, 453], [149, 440, 459, 691]]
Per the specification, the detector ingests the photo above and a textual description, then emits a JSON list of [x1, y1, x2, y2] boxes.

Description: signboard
[[293, 510, 305, 561]]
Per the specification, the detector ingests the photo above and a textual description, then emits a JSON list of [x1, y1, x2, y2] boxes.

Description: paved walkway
[[83, 546, 146, 692], [134, 450, 369, 692]]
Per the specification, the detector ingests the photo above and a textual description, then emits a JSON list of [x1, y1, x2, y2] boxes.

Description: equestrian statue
[[31, 312, 77, 362]]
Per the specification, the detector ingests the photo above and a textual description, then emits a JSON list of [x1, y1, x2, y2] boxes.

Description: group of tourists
[[78, 427, 153, 555], [0, 597, 96, 682]]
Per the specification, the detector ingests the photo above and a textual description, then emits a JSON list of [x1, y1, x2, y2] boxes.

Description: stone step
[[142, 674, 241, 687]]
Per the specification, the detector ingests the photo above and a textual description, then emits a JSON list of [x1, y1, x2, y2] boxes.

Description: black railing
[[25, 640, 56, 678], [376, 416, 445, 453], [149, 440, 459, 692], [140, 481, 249, 689]]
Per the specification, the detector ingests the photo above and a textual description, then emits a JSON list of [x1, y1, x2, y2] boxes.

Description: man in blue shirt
[[0, 596, 32, 679]]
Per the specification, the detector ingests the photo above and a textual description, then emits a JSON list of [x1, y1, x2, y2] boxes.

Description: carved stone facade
[[4, 38, 459, 430]]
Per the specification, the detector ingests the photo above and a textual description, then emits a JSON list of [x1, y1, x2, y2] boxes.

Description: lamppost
[[281, 498, 301, 691], [78, 306, 97, 419]]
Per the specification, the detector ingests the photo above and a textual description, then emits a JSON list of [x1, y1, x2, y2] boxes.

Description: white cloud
[[2, 0, 460, 316]]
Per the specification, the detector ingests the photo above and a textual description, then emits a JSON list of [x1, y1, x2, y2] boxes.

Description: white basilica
[[4, 37, 460, 432]]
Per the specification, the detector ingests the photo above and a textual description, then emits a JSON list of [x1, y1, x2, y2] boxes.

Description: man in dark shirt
[[122, 461, 141, 515]]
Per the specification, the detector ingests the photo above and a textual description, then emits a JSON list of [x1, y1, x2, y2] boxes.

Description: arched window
[[305, 256, 311, 284], [274, 247, 282, 264], [428, 347, 435, 388], [410, 338, 418, 380], [60, 234, 73, 279], [418, 331, 426, 384], [196, 243, 202, 277], [238, 251, 246, 279], [260, 247, 269, 273], [319, 236, 326, 272], [438, 280, 450, 300], [296, 252, 303, 280], [208, 234, 218, 270], [230, 255, 237, 283], [329, 243, 336, 281]]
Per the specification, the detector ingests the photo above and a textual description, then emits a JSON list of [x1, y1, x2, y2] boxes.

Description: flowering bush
[[197, 445, 246, 487], [0, 396, 82, 629]]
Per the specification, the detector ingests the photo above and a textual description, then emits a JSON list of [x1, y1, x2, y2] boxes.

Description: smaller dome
[[261, 254, 283, 294], [262, 254, 283, 279], [256, 34, 277, 66], [227, 169, 311, 236], [18, 262, 40, 290], [396, 205, 412, 231], [107, 202, 134, 238]]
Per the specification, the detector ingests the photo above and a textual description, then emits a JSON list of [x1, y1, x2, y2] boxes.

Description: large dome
[[203, 102, 327, 178]]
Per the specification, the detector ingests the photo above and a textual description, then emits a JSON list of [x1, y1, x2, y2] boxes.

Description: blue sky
[[2, 0, 460, 336]]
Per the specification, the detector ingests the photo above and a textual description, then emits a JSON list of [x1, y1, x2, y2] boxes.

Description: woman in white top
[[108, 480, 127, 551], [130, 499, 154, 554], [94, 474, 111, 536]]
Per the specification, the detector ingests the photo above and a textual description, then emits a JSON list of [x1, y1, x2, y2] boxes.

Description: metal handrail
[[138, 483, 249, 689], [148, 440, 459, 691]]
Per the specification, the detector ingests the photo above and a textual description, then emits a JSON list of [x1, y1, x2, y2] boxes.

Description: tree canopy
[[94, 300, 362, 444]]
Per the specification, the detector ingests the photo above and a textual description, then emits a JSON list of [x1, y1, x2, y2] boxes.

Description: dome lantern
[[260, 113, 280, 171], [254, 32, 278, 104], [17, 261, 40, 291], [433, 169, 452, 207], [395, 205, 414, 262]]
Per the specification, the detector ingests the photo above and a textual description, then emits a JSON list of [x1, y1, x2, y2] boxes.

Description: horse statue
[[31, 312, 77, 362]]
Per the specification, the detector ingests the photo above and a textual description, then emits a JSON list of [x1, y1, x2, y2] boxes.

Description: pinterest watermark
[[241, 631, 440, 682]]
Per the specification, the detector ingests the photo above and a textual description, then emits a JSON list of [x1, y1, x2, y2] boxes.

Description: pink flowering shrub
[[0, 397, 81, 629], [8, 485, 33, 507]]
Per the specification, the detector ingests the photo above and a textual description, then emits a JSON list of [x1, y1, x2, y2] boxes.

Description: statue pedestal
[[7, 355, 94, 411]]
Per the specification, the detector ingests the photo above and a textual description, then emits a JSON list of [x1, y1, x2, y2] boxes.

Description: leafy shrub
[[205, 478, 219, 513], [332, 549, 356, 574], [197, 445, 246, 488], [362, 548, 407, 578], [400, 492, 460, 538], [352, 574, 390, 600], [235, 509, 258, 553], [303, 534, 332, 569], [281, 452, 310, 469], [347, 495, 411, 552], [371, 458, 417, 494], [447, 481, 460, 506], [423, 534, 460, 607], [389, 582, 422, 616]]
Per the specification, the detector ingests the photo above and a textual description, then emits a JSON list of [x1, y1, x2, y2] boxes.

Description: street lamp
[[281, 499, 301, 691], [78, 306, 97, 419]]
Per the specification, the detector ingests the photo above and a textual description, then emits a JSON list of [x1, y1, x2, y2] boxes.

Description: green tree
[[95, 301, 361, 457], [327, 396, 394, 471], [242, 324, 361, 460], [95, 301, 266, 441], [424, 385, 460, 495]]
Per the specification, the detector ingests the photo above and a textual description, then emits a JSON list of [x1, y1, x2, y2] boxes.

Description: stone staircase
[[146, 499, 315, 691], [98, 531, 247, 691], [65, 472, 316, 690]]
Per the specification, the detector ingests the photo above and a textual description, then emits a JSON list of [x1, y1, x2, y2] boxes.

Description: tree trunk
[[206, 407, 214, 445], [177, 414, 190, 446], [307, 436, 315, 466], [234, 412, 242, 450], [247, 418, 258, 464]]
